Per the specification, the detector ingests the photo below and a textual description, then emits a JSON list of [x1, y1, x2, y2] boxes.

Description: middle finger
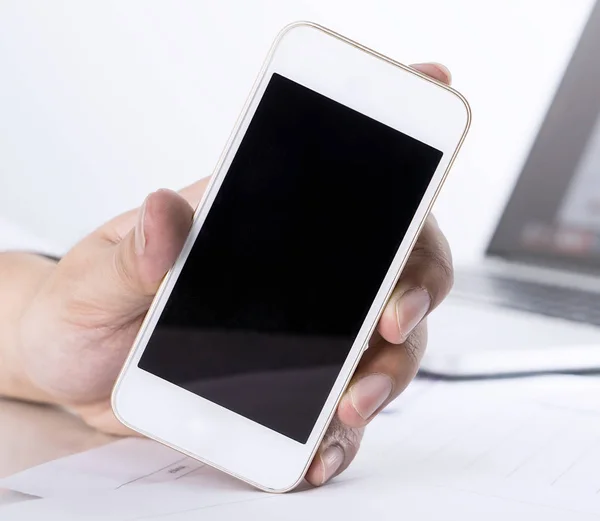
[[337, 322, 428, 428]]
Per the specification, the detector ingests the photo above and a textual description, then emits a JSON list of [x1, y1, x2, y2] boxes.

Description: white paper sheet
[[3, 377, 600, 520], [0, 379, 433, 499]]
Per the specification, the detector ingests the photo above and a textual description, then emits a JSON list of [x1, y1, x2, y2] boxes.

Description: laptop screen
[[488, 1, 600, 272]]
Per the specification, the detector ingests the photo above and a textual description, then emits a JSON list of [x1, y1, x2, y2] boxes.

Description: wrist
[[0, 252, 58, 403]]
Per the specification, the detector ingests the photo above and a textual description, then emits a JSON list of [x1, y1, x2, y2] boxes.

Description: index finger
[[377, 214, 454, 345]]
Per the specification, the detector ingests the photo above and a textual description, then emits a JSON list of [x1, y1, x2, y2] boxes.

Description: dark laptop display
[[488, 1, 600, 272]]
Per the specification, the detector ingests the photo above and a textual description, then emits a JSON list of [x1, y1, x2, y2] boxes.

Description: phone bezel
[[112, 21, 471, 493]]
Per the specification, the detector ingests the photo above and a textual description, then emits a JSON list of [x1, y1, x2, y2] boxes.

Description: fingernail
[[135, 196, 149, 256], [396, 288, 431, 342], [319, 445, 344, 485], [430, 62, 452, 83], [413, 62, 452, 84], [349, 373, 394, 420]]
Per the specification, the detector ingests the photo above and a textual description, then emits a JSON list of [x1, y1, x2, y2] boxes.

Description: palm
[[19, 206, 170, 434]]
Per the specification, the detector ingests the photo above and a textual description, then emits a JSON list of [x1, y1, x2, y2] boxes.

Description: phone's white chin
[[113, 366, 315, 492]]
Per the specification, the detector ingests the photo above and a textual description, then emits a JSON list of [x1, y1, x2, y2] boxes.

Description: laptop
[[424, 1, 600, 377]]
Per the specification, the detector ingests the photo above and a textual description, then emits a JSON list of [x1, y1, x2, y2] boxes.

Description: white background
[[0, 0, 595, 262]]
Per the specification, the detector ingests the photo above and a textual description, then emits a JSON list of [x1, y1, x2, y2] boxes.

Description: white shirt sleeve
[[0, 217, 61, 256]]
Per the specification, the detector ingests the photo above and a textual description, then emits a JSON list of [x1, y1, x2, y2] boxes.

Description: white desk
[[0, 398, 114, 506], [3, 377, 600, 519]]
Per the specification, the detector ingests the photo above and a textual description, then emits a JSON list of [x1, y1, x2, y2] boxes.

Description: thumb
[[54, 189, 194, 328], [117, 189, 194, 293], [108, 189, 194, 319]]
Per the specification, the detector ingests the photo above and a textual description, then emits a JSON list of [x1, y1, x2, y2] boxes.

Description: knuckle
[[112, 245, 148, 297], [403, 321, 428, 365], [409, 225, 454, 299], [431, 244, 454, 292], [112, 251, 137, 293], [324, 417, 365, 453]]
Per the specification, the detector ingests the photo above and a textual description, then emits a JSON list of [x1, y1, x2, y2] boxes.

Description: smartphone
[[112, 22, 471, 492]]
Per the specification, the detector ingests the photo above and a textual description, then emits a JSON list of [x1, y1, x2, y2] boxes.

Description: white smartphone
[[112, 22, 471, 493]]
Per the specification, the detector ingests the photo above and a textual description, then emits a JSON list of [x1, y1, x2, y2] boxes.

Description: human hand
[[16, 62, 454, 487]]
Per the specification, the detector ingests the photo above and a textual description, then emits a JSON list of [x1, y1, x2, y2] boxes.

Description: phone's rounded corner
[[246, 452, 315, 494], [110, 377, 131, 431], [277, 20, 321, 35], [402, 64, 472, 137], [111, 401, 141, 437], [451, 87, 473, 136], [273, 20, 327, 47], [435, 84, 472, 143], [259, 469, 309, 495]]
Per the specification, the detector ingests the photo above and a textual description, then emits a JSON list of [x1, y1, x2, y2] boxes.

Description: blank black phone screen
[[138, 73, 442, 443]]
